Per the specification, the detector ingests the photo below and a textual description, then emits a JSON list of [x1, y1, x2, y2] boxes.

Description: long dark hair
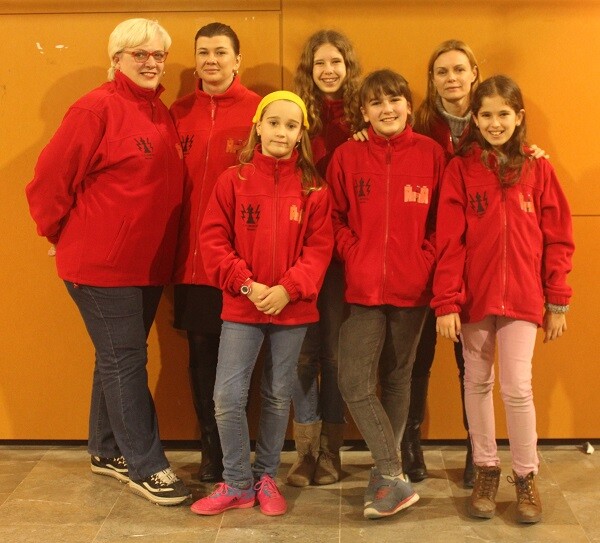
[[460, 75, 530, 186]]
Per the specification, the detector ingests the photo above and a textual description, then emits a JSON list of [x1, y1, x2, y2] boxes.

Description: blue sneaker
[[364, 467, 384, 506], [191, 482, 255, 515], [363, 475, 419, 519]]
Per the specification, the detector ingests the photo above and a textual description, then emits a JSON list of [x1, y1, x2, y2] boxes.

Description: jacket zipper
[[501, 187, 508, 314], [191, 97, 217, 281], [382, 144, 391, 300], [271, 162, 280, 322]]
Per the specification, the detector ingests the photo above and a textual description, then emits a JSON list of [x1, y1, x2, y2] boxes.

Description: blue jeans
[[292, 261, 346, 424], [65, 282, 169, 481], [214, 321, 307, 488], [338, 304, 428, 476]]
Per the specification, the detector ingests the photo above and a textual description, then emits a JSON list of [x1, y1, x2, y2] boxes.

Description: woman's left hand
[[255, 285, 291, 315], [543, 311, 567, 343]]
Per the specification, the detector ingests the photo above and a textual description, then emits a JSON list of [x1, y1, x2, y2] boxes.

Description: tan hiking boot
[[509, 470, 542, 523], [286, 421, 321, 487], [468, 465, 501, 519], [314, 422, 344, 485]]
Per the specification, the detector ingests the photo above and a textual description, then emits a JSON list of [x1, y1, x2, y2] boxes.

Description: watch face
[[241, 285, 250, 295]]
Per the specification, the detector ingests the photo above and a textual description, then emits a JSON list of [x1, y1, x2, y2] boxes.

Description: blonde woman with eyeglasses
[[26, 18, 189, 506]]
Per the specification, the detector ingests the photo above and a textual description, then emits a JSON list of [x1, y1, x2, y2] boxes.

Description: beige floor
[[0, 444, 598, 542]]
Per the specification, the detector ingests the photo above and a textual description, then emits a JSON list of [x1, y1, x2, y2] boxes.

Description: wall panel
[[1, 1, 598, 441]]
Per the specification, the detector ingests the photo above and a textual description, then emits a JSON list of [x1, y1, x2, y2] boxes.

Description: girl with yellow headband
[[191, 91, 334, 517]]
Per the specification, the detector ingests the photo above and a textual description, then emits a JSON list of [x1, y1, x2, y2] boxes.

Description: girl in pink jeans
[[432, 75, 574, 524]]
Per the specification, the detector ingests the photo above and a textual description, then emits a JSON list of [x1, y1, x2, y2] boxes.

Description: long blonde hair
[[293, 30, 361, 137], [238, 102, 324, 194], [413, 39, 480, 137]]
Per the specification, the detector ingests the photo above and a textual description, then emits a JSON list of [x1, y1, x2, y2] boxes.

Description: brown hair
[[460, 75, 529, 186], [194, 22, 240, 55], [357, 69, 413, 131], [293, 30, 361, 137]]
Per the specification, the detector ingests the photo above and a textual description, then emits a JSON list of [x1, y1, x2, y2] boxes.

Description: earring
[[193, 70, 199, 79]]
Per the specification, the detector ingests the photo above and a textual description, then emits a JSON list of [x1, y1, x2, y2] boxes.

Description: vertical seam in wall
[[279, 0, 284, 89]]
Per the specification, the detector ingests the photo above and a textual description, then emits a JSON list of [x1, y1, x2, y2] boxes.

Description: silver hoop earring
[[193, 70, 199, 79]]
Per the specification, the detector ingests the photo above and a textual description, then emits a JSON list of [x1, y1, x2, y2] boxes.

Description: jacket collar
[[320, 98, 345, 122], [367, 124, 414, 149], [252, 146, 299, 177], [194, 75, 245, 107], [114, 70, 164, 102]]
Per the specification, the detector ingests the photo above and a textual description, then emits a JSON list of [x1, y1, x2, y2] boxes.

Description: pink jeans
[[461, 316, 539, 476]]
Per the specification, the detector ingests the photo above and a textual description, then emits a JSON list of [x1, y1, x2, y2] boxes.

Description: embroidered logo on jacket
[[468, 191, 488, 217], [519, 192, 535, 213], [289, 205, 303, 223], [241, 203, 260, 229], [226, 138, 246, 154], [353, 177, 371, 201], [135, 138, 154, 157], [180, 135, 194, 155], [404, 185, 429, 204]]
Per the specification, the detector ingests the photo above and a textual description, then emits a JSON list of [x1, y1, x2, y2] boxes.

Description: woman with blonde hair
[[26, 18, 190, 506]]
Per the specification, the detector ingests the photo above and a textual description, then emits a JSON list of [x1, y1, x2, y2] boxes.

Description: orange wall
[[1, 0, 598, 441]]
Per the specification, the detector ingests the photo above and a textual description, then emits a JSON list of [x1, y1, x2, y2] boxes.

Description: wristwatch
[[240, 278, 253, 296]]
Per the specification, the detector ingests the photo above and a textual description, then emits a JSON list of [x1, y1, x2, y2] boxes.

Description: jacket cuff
[[545, 295, 571, 306], [434, 304, 461, 317], [278, 277, 299, 302], [233, 271, 253, 295]]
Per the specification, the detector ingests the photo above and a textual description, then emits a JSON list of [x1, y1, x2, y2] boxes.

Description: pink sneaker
[[254, 474, 287, 516], [190, 482, 255, 515]]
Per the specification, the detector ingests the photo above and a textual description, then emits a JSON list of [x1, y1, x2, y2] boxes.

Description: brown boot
[[286, 421, 321, 487], [509, 470, 542, 523], [468, 465, 501, 519], [314, 422, 344, 485]]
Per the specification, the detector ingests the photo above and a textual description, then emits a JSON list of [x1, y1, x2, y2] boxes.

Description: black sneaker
[[128, 467, 191, 506], [90, 455, 129, 483]]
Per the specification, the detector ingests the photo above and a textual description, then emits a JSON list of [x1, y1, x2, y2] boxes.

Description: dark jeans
[[338, 304, 428, 476], [292, 261, 346, 425], [65, 282, 169, 481]]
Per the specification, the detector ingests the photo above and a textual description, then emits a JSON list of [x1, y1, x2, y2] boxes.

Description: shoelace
[[476, 470, 499, 498], [114, 456, 127, 469], [254, 476, 279, 497], [151, 468, 179, 486], [507, 474, 537, 504], [209, 482, 230, 497]]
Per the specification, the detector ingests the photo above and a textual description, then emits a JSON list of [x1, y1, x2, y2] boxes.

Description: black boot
[[188, 332, 224, 483], [463, 437, 475, 488], [401, 374, 430, 482]]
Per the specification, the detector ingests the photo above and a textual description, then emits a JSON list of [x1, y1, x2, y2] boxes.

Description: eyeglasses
[[122, 49, 168, 63]]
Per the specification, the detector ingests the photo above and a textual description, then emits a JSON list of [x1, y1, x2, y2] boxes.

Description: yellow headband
[[252, 90, 310, 129]]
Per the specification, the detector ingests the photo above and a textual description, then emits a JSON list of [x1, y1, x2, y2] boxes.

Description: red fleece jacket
[[199, 149, 333, 325], [26, 71, 184, 286], [432, 145, 574, 326], [328, 125, 446, 307]]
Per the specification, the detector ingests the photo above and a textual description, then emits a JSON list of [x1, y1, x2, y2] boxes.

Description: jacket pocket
[[106, 218, 131, 264]]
